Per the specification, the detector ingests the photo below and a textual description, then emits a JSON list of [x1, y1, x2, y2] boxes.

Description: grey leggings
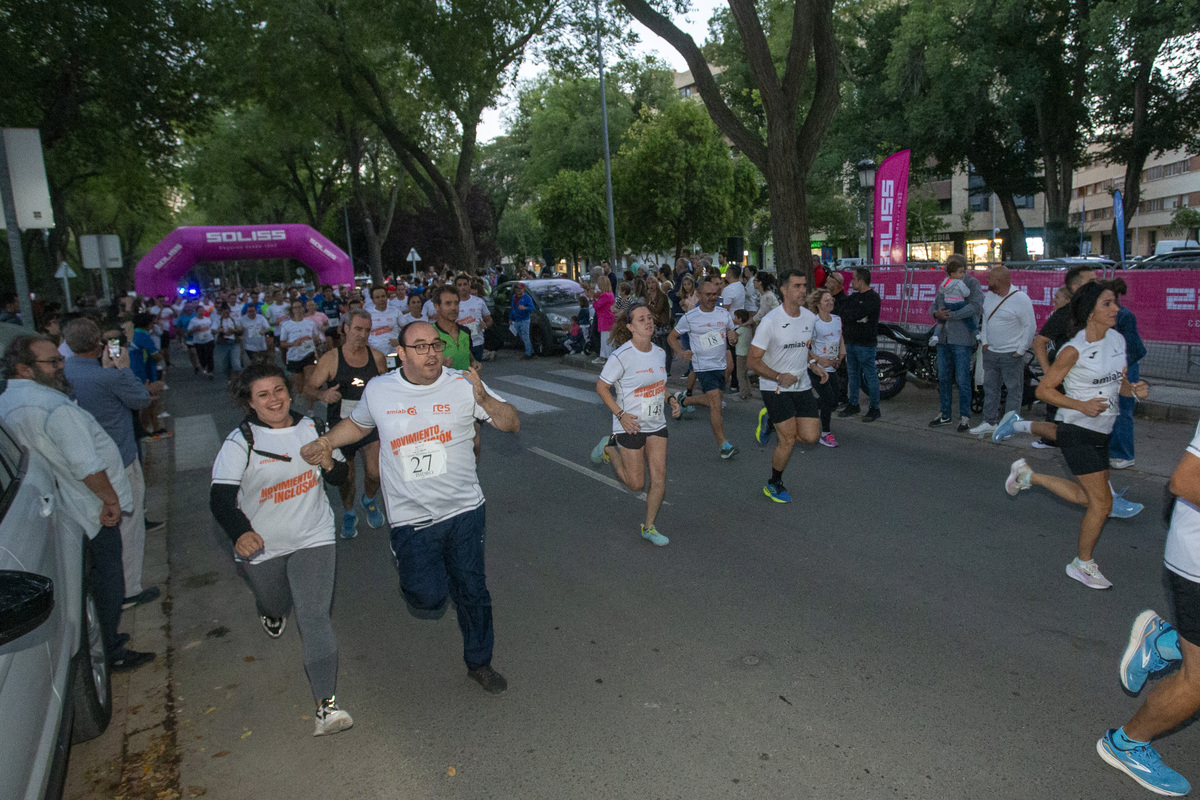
[[244, 544, 338, 705]]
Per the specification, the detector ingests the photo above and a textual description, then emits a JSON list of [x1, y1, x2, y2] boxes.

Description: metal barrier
[[830, 262, 1200, 384]]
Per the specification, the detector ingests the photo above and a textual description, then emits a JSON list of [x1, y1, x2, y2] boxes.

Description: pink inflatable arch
[[134, 224, 354, 297]]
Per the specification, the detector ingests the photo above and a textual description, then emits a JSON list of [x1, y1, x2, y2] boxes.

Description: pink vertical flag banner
[[873, 150, 911, 265]]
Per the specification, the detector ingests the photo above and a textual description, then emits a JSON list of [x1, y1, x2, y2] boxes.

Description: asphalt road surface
[[72, 348, 1199, 799]]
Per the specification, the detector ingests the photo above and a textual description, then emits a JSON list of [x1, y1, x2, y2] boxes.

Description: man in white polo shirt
[[969, 266, 1036, 436], [669, 276, 739, 459], [301, 321, 520, 693]]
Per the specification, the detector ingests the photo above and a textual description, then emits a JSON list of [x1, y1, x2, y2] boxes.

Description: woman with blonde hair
[[806, 287, 845, 447]]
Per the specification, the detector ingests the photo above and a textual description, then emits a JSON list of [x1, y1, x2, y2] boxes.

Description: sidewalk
[[64, 434, 177, 800]]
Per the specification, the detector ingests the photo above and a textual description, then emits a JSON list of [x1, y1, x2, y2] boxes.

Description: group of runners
[[197, 263, 1198, 797]]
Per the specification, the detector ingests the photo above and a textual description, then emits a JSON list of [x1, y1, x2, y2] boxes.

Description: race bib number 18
[[697, 329, 724, 350], [399, 440, 448, 482]]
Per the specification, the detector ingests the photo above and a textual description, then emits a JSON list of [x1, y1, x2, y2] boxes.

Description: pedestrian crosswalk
[[489, 370, 609, 415]]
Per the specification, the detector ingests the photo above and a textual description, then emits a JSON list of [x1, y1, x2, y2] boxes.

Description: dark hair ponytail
[[1068, 281, 1108, 336]]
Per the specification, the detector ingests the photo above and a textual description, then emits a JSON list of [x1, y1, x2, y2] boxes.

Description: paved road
[[69, 348, 1197, 799]]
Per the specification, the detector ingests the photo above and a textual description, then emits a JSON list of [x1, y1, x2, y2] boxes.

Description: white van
[[1154, 239, 1200, 255]]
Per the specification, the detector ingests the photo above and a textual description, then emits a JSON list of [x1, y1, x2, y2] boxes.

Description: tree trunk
[[1106, 55, 1155, 262], [995, 193, 1030, 261], [765, 117, 809, 280]]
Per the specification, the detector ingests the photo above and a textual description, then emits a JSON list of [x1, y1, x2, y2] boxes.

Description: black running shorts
[[615, 427, 668, 450], [1169, 569, 1200, 648], [1055, 422, 1111, 476], [762, 389, 819, 424]]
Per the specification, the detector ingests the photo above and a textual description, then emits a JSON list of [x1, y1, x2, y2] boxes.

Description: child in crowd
[[733, 309, 753, 401], [935, 260, 976, 340], [567, 296, 590, 354]]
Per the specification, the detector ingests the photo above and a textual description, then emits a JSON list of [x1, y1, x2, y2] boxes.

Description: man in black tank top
[[307, 310, 388, 538]]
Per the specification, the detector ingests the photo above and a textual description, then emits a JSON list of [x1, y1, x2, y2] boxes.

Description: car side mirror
[[0, 571, 54, 646]]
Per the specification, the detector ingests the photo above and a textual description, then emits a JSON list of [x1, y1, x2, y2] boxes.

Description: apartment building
[[1070, 146, 1199, 258]]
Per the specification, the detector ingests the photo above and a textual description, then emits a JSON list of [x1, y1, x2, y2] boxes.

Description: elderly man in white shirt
[[970, 266, 1037, 436], [0, 334, 155, 672]]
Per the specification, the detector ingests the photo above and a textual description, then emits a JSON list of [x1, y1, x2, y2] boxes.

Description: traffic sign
[[407, 248, 421, 264], [54, 262, 76, 279]]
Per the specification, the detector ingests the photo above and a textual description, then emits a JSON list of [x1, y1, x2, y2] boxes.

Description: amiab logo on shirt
[[387, 406, 419, 415]]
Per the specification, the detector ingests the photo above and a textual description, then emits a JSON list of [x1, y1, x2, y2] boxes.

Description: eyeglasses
[[402, 341, 446, 354], [33, 357, 65, 365]]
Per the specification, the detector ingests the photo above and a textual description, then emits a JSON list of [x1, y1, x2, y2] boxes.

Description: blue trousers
[[845, 343, 879, 410], [513, 319, 533, 356], [86, 525, 125, 659], [1110, 361, 1139, 461], [389, 505, 494, 669], [937, 343, 973, 419]]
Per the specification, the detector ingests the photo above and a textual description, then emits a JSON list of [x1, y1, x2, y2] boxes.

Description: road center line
[[528, 446, 649, 502]]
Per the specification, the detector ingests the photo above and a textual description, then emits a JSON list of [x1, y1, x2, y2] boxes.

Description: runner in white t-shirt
[[1000, 282, 1149, 590], [808, 288, 845, 448], [240, 306, 272, 365], [421, 296, 438, 322], [278, 300, 320, 410], [455, 274, 492, 361], [367, 286, 402, 357], [669, 276, 739, 459], [209, 363, 353, 736], [1097, 420, 1200, 796], [590, 304, 682, 546], [300, 320, 520, 695], [748, 270, 826, 504]]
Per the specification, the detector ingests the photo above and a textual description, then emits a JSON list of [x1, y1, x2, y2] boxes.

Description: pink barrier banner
[[135, 224, 354, 298], [873, 150, 910, 266], [849, 268, 1200, 344]]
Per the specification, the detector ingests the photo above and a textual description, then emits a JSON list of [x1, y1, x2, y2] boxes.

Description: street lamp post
[[595, 0, 618, 270], [857, 159, 877, 264]]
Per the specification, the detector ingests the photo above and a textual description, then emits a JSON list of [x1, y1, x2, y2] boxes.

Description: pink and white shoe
[[819, 433, 838, 448]]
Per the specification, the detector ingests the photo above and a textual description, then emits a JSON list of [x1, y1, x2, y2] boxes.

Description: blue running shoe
[[640, 524, 669, 546], [361, 493, 385, 529], [1110, 489, 1144, 519], [341, 510, 358, 539], [992, 410, 1022, 443], [1121, 610, 1176, 693], [590, 435, 612, 465], [764, 483, 792, 503], [755, 407, 772, 444], [720, 441, 738, 460], [1097, 730, 1191, 797], [673, 391, 689, 420]]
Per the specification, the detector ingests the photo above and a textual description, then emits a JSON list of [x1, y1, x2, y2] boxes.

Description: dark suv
[[485, 279, 586, 355]]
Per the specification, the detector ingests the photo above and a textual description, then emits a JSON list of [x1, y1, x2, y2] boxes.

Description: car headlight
[[547, 313, 570, 328]]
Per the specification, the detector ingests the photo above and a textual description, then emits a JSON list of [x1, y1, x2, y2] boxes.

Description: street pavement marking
[[528, 446, 648, 501], [547, 368, 602, 384], [173, 414, 222, 472], [498, 393, 562, 415], [492, 375, 603, 404]]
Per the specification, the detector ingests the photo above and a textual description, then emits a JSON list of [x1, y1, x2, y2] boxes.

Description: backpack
[[238, 411, 326, 467]]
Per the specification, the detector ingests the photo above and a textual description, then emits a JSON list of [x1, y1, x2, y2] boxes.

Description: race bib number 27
[[399, 440, 448, 482]]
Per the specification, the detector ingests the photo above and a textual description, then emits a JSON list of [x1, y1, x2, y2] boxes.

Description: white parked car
[[0, 421, 111, 800]]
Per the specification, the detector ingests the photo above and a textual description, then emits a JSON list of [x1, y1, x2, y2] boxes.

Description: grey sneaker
[[1005, 459, 1032, 496], [468, 664, 508, 694], [313, 696, 353, 736], [1066, 558, 1113, 590]]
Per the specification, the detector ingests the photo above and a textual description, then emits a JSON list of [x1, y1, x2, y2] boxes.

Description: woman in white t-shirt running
[[1001, 282, 1149, 590], [591, 304, 682, 546], [209, 363, 353, 736], [807, 288, 845, 448]]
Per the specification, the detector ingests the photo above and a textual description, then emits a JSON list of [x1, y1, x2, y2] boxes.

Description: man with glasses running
[[301, 321, 520, 693], [669, 277, 740, 459]]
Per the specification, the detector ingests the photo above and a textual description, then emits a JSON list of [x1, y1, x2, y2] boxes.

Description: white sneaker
[[1005, 458, 1032, 496], [313, 697, 353, 736], [969, 422, 997, 436], [1109, 458, 1135, 469], [1066, 559, 1113, 590]]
